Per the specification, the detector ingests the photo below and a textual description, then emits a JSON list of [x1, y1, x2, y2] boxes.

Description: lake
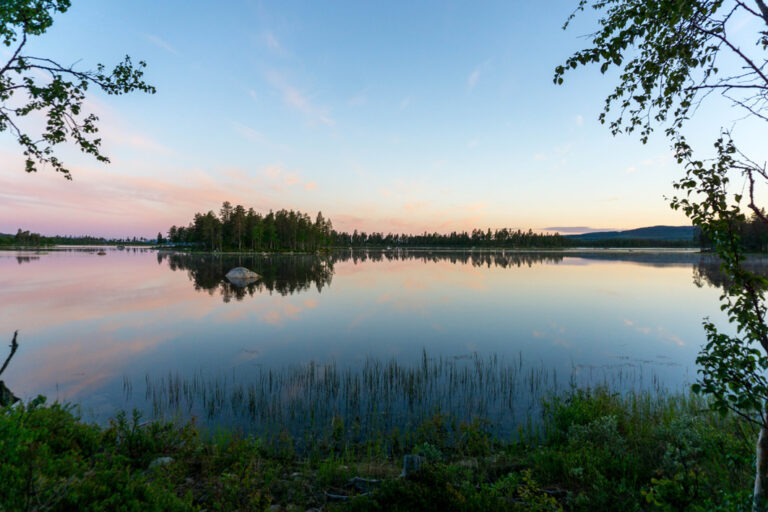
[[0, 247, 743, 436]]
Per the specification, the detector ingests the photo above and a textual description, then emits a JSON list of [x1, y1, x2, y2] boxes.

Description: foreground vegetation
[[0, 388, 756, 511]]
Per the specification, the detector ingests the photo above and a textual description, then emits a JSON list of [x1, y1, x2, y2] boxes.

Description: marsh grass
[[130, 350, 678, 448]]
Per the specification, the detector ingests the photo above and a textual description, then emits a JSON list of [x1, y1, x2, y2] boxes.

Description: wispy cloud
[[265, 70, 334, 126], [404, 201, 429, 212], [400, 96, 410, 109], [77, 97, 178, 157], [467, 68, 480, 90], [263, 31, 281, 51], [467, 59, 492, 91], [540, 226, 615, 234], [231, 121, 290, 151], [532, 143, 574, 166], [262, 164, 315, 191], [233, 122, 266, 144], [348, 88, 368, 106], [144, 34, 178, 55]]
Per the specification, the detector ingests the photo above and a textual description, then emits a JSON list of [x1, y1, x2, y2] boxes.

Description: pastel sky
[[1, 0, 765, 238]]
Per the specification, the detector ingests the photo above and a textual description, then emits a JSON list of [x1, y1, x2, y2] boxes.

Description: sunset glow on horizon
[[2, 0, 764, 238]]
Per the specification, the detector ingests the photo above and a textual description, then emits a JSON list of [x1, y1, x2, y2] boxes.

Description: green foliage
[[671, 136, 768, 425], [555, 0, 767, 144], [558, 1, 768, 504], [0, 0, 154, 178], [337, 463, 554, 512], [169, 205, 335, 252], [0, 398, 190, 510], [0, 388, 757, 510], [530, 388, 753, 511]]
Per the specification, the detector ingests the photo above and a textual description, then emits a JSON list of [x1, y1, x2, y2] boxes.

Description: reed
[[129, 350, 676, 444]]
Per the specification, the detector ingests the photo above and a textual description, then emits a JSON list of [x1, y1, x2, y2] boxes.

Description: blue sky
[[1, 0, 762, 237]]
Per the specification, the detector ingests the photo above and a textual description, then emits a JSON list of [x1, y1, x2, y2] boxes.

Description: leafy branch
[[0, 0, 155, 179]]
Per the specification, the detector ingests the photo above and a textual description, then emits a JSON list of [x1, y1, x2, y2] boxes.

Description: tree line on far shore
[[0, 230, 152, 247], [164, 202, 570, 251], [9, 203, 767, 252]]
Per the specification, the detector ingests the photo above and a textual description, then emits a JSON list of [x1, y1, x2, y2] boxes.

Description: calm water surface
[[0, 247, 743, 433]]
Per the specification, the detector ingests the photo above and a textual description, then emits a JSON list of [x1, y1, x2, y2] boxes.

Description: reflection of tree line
[[692, 255, 768, 289], [329, 249, 569, 268], [15, 256, 40, 264], [10, 247, 153, 265], [158, 249, 768, 299], [159, 252, 335, 302], [328, 248, 714, 270], [10, 245, 766, 302]]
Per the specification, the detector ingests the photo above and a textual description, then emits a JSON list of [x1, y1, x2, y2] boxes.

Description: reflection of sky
[[0, 249, 725, 418]]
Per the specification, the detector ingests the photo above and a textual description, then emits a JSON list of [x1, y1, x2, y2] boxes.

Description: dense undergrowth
[[0, 388, 756, 511]]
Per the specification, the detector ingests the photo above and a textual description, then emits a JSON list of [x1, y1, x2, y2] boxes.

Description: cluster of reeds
[[128, 350, 674, 443]]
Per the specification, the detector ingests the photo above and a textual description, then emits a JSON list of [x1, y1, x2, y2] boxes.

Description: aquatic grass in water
[[130, 350, 677, 443]]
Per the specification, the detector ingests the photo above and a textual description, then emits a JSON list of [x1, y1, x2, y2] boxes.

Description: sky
[[0, 0, 765, 238]]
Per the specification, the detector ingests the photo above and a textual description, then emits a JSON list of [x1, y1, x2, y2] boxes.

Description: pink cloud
[[0, 152, 324, 237]]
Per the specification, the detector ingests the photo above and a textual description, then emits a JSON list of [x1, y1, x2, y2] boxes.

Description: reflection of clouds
[[234, 348, 260, 365], [261, 302, 303, 326], [216, 308, 250, 322], [2, 252, 233, 400], [336, 258, 489, 295], [548, 321, 566, 334], [622, 320, 685, 346], [532, 322, 570, 348], [404, 279, 428, 291], [656, 326, 685, 346], [0, 252, 207, 334], [347, 310, 376, 331], [12, 332, 173, 399]]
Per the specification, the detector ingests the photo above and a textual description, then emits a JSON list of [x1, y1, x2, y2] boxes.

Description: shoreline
[[1, 245, 705, 254]]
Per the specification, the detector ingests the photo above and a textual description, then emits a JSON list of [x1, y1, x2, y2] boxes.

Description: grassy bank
[[0, 388, 755, 511]]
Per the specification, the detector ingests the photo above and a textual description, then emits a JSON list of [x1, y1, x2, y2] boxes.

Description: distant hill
[[564, 225, 696, 242]]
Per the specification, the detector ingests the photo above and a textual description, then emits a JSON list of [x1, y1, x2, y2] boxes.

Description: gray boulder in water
[[225, 267, 260, 286]]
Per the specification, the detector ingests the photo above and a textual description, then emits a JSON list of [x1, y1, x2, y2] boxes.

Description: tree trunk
[[754, 415, 768, 511]]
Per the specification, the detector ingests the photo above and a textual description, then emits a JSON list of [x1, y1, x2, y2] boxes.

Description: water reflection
[[15, 256, 40, 264], [692, 254, 768, 288], [160, 249, 754, 301], [2, 247, 765, 433], [159, 252, 334, 301]]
